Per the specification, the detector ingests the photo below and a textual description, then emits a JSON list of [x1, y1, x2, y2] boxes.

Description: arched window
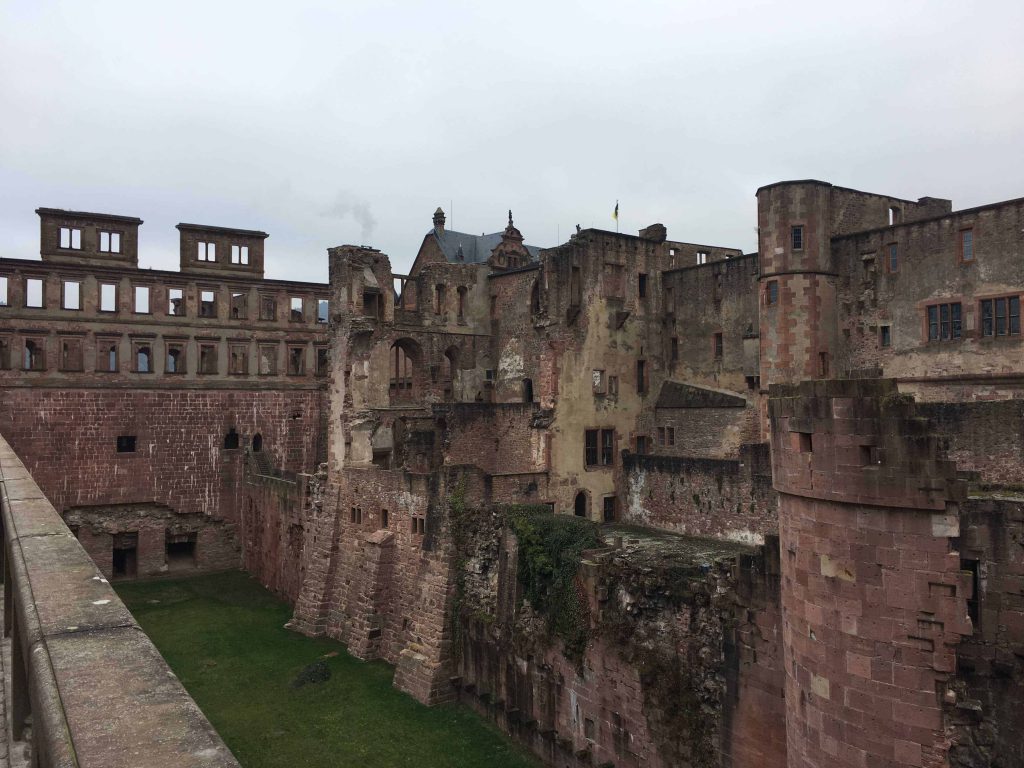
[[389, 339, 421, 403], [252, 433, 263, 452], [522, 378, 534, 403], [224, 428, 240, 449], [574, 490, 588, 518]]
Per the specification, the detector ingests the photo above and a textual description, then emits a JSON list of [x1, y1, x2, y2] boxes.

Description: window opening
[[60, 338, 83, 371], [134, 344, 152, 373], [791, 226, 804, 251], [25, 278, 43, 308], [927, 303, 962, 341], [290, 297, 303, 321], [165, 532, 197, 571], [112, 532, 138, 578], [99, 231, 121, 253], [231, 245, 249, 265], [317, 299, 329, 324], [62, 281, 81, 310], [23, 339, 44, 370], [231, 292, 247, 319], [166, 344, 183, 374], [100, 283, 117, 312], [134, 285, 150, 314], [200, 290, 216, 318], [59, 227, 82, 249], [116, 435, 137, 453], [199, 343, 218, 374], [574, 491, 588, 518], [197, 241, 216, 261], [961, 229, 974, 262], [288, 346, 306, 375], [260, 295, 277, 321], [980, 296, 1020, 337]]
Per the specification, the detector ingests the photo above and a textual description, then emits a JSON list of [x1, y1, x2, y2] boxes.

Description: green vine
[[504, 506, 602, 663]]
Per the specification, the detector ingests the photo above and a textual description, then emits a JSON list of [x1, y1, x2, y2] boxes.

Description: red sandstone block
[[892, 702, 940, 731], [894, 739, 923, 767]]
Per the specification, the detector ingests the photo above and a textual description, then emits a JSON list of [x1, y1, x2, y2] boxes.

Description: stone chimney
[[433, 207, 446, 234]]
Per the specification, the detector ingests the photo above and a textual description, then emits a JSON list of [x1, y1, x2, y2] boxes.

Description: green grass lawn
[[116, 571, 541, 768]]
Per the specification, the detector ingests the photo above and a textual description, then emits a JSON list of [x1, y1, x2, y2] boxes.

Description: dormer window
[[59, 227, 82, 250], [231, 245, 249, 265], [197, 241, 216, 262], [99, 231, 122, 253]]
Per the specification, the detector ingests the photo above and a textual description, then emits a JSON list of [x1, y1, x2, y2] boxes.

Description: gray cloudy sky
[[2, 1, 1022, 282]]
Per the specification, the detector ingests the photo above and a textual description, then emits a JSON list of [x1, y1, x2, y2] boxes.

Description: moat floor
[[116, 571, 541, 768]]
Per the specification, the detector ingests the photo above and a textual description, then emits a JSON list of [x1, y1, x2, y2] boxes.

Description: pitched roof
[[430, 228, 542, 264]]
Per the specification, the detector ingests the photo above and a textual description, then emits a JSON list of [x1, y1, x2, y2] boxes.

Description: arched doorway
[[574, 490, 588, 518], [252, 433, 263, 452], [522, 378, 534, 403]]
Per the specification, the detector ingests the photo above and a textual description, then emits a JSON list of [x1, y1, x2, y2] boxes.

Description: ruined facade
[[0, 180, 1021, 767]]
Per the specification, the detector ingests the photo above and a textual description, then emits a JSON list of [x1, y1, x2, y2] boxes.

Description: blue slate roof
[[430, 228, 542, 264]]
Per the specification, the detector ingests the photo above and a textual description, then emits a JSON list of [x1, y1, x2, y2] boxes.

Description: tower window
[[59, 227, 82, 249], [197, 241, 216, 262], [960, 229, 974, 263], [791, 226, 804, 251], [231, 245, 249, 265], [99, 231, 122, 253]]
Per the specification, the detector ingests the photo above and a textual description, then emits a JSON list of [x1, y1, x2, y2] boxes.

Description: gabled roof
[[655, 381, 748, 409], [430, 228, 542, 264]]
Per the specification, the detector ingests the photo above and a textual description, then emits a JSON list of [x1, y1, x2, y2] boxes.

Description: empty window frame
[[696, 251, 709, 265], [607, 375, 619, 396], [97, 339, 118, 372], [713, 332, 724, 359], [317, 299, 329, 324], [199, 343, 218, 374], [671, 336, 679, 363], [927, 302, 963, 341], [23, 338, 45, 370], [635, 435, 649, 454], [880, 325, 892, 348], [165, 342, 185, 374], [116, 435, 137, 453], [411, 516, 426, 535], [258, 344, 278, 375], [100, 282, 117, 312], [134, 285, 151, 314], [230, 291, 247, 320], [380, 509, 389, 528], [657, 426, 666, 446], [960, 229, 974, 263], [260, 295, 277, 321], [350, 507, 363, 524], [99, 231, 121, 253], [62, 280, 81, 310], [60, 337, 83, 371], [980, 296, 1020, 337], [197, 241, 216, 262], [434, 284, 445, 315], [457, 286, 467, 320], [636, 359, 647, 394], [288, 346, 306, 375], [584, 428, 615, 467], [289, 297, 304, 322], [25, 278, 44, 308], [0, 337, 9, 370], [791, 225, 804, 251], [167, 287, 184, 316], [766, 280, 779, 306], [818, 351, 829, 378], [229, 344, 248, 375], [602, 496, 616, 523], [592, 369, 606, 395], [638, 273, 648, 299], [133, 342, 152, 373], [59, 227, 82, 249], [0, 276, 7, 306], [887, 243, 898, 274], [316, 347, 329, 377], [199, 290, 217, 318], [231, 245, 249, 265]]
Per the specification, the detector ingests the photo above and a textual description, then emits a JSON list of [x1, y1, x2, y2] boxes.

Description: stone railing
[[0, 435, 240, 767]]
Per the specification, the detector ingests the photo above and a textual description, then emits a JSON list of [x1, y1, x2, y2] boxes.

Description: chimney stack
[[433, 207, 446, 234]]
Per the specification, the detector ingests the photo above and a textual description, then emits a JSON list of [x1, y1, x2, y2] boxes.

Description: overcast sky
[[2, 1, 1022, 282]]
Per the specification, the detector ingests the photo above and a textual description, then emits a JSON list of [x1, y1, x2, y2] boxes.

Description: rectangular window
[[434, 285, 445, 314], [602, 496, 616, 523], [671, 337, 679, 362], [100, 283, 117, 312], [23, 338, 45, 371], [585, 429, 615, 467], [165, 343, 184, 374], [116, 436, 137, 453], [25, 278, 43, 308], [960, 229, 974, 263], [667, 427, 675, 446], [197, 242, 216, 262], [887, 243, 898, 273], [791, 226, 804, 251], [229, 344, 248, 375], [134, 285, 150, 314], [97, 339, 118, 372], [927, 302, 962, 341], [260, 295, 277, 321], [288, 346, 306, 375], [411, 517, 426, 535], [200, 290, 217, 318], [636, 359, 646, 394], [99, 231, 121, 253], [290, 297, 303, 322], [713, 332, 724, 359], [168, 287, 184, 316], [231, 245, 249, 265], [658, 426, 665, 446], [62, 280, 81, 310], [259, 344, 278, 375], [635, 435, 647, 454], [317, 299, 329, 324], [607, 375, 619, 396], [767, 280, 778, 306], [60, 338, 83, 371], [818, 351, 829, 378], [0, 337, 9, 370], [880, 325, 892, 348], [980, 296, 1020, 337], [230, 292, 247, 320], [592, 369, 606, 394], [316, 347, 329, 377], [0, 276, 7, 306], [199, 343, 218, 374], [638, 273, 648, 299], [696, 251, 709, 265], [59, 227, 81, 249]]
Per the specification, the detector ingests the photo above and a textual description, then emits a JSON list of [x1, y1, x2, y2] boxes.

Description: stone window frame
[[315, 346, 329, 377], [95, 335, 120, 373], [164, 338, 187, 375], [713, 331, 724, 359], [61, 279, 82, 311], [316, 298, 329, 324], [59, 226, 82, 250], [131, 339, 155, 374], [886, 242, 899, 274], [230, 244, 249, 265], [879, 325, 892, 348], [977, 293, 1021, 339], [98, 230, 122, 254], [959, 227, 975, 264], [286, 344, 307, 376], [0, 274, 8, 307], [199, 287, 218, 319], [765, 280, 779, 306], [99, 281, 119, 314], [166, 286, 186, 317], [229, 290, 248, 321], [197, 340, 219, 375], [923, 300, 963, 343], [25, 276, 45, 309], [259, 294, 278, 322], [289, 296, 305, 323], [133, 284, 152, 315], [228, 342, 249, 376], [59, 335, 85, 372], [0, 334, 10, 370], [791, 224, 805, 252], [584, 427, 615, 469], [23, 336, 46, 371], [197, 241, 216, 262], [257, 342, 279, 376]]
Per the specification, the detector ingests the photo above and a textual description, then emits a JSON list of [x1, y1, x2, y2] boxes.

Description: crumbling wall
[[917, 400, 1024, 486], [620, 444, 777, 544], [240, 471, 309, 603]]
